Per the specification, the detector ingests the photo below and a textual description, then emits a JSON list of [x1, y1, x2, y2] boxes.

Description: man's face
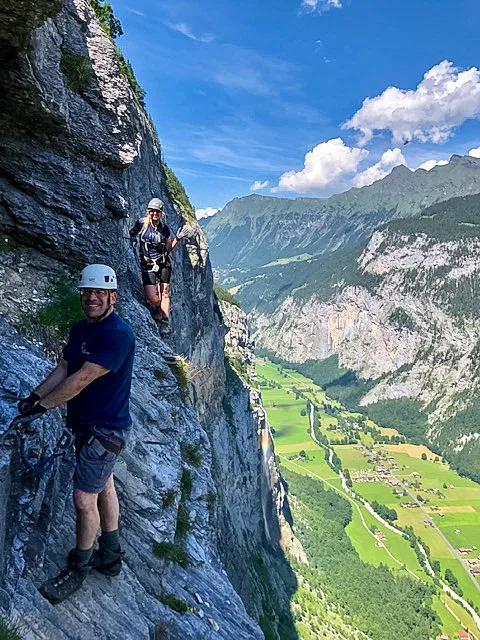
[[80, 289, 117, 321]]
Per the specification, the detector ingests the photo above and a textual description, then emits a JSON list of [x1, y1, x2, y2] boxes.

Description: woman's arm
[[166, 237, 178, 252], [129, 219, 143, 237]]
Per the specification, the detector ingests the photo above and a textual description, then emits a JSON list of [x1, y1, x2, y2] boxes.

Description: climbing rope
[[0, 415, 73, 476]]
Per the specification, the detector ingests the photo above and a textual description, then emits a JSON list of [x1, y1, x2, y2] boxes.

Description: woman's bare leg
[[159, 284, 170, 318], [144, 284, 160, 306]]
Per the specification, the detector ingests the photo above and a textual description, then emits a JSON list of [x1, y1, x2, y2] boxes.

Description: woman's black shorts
[[142, 265, 171, 285]]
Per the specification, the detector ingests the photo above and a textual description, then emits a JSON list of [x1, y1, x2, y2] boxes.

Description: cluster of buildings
[[373, 529, 386, 547], [464, 558, 480, 575], [438, 631, 476, 640], [351, 447, 401, 486]]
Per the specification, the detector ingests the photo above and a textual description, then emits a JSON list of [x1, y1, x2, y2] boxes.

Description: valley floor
[[257, 357, 480, 639]]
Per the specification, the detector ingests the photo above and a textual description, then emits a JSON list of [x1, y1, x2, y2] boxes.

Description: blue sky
[[111, 0, 480, 215]]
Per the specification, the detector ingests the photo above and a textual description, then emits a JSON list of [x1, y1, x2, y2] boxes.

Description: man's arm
[[34, 359, 69, 399], [40, 362, 109, 410]]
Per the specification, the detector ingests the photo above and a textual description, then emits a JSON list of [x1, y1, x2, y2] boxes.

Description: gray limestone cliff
[[0, 2, 296, 638]]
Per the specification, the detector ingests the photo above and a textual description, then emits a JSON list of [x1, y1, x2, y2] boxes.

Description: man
[[18, 264, 135, 604]]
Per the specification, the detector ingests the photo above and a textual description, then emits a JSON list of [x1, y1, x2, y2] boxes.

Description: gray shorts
[[73, 432, 125, 494]]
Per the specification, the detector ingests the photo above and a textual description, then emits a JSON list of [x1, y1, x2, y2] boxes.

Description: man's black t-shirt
[[62, 311, 135, 432]]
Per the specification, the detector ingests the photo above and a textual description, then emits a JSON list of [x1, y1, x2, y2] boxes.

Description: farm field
[[334, 443, 480, 603], [280, 455, 425, 577], [257, 357, 480, 637]]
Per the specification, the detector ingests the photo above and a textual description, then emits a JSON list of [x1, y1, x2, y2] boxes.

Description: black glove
[[12, 402, 47, 428], [18, 392, 41, 416]]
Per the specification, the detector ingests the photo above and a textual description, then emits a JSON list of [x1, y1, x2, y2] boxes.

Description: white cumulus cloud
[[273, 138, 368, 193], [250, 180, 269, 191], [195, 207, 219, 220], [417, 159, 449, 171], [343, 60, 480, 145], [352, 148, 406, 188], [302, 0, 342, 12], [469, 146, 480, 158]]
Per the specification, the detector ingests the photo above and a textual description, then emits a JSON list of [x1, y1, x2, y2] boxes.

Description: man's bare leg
[[74, 489, 100, 549], [90, 475, 123, 576], [97, 475, 119, 532]]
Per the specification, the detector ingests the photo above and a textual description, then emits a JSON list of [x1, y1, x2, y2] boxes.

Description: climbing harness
[[140, 223, 169, 267], [0, 414, 73, 476]]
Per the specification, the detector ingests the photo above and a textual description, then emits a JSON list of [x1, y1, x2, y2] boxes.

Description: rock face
[[219, 300, 305, 567], [251, 224, 480, 474], [0, 2, 295, 638]]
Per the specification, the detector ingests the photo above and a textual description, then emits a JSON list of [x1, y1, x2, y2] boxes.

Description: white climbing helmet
[[78, 264, 117, 290], [147, 197, 164, 211]]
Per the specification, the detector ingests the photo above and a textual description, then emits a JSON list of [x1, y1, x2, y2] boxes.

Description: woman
[[129, 198, 179, 333]]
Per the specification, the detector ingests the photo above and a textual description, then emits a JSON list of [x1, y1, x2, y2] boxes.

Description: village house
[[464, 559, 480, 567], [458, 548, 472, 555], [457, 630, 474, 640]]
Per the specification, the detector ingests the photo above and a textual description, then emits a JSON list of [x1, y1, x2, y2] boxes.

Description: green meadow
[[257, 356, 480, 636], [335, 443, 480, 608]]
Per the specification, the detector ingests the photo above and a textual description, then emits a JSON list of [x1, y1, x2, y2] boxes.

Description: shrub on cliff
[[213, 284, 240, 307], [60, 51, 91, 92]]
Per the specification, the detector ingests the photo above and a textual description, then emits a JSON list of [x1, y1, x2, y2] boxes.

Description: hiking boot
[[90, 543, 124, 577], [159, 318, 171, 336], [39, 550, 91, 604]]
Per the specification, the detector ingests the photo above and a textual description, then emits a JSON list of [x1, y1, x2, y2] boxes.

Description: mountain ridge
[[204, 155, 480, 267]]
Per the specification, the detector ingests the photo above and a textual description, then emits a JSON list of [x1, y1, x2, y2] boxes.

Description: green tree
[[90, 0, 123, 39]]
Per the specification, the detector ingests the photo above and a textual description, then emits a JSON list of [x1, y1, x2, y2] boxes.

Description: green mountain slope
[[204, 155, 480, 268], [234, 192, 480, 316], [237, 194, 480, 483]]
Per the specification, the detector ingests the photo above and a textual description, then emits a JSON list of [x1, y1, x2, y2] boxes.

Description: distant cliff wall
[[251, 227, 480, 476]]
